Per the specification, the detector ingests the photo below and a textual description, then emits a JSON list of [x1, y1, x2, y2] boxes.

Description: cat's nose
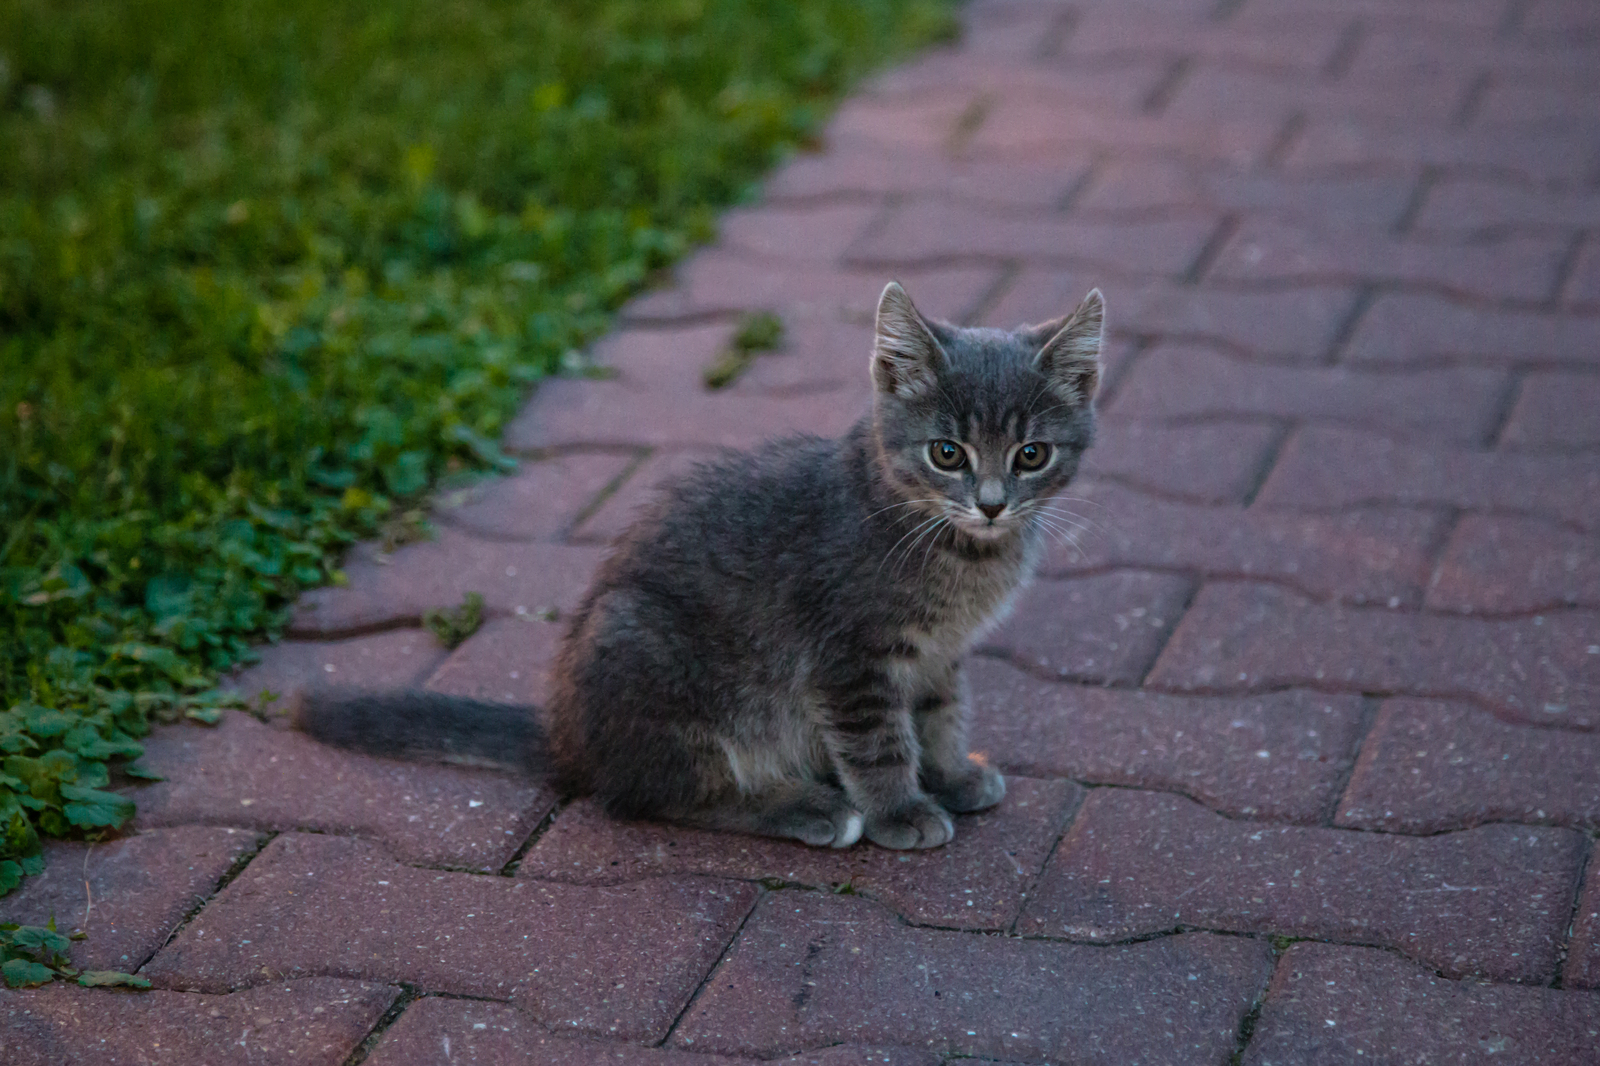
[[978, 503, 1005, 520]]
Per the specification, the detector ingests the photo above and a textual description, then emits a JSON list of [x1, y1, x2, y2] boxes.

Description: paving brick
[[1335, 698, 1600, 834], [224, 629, 448, 715], [288, 530, 605, 637], [1427, 514, 1600, 613], [967, 657, 1363, 823], [1148, 582, 1600, 727], [1257, 426, 1600, 533], [765, 142, 1092, 208], [672, 892, 1272, 1062], [1284, 119, 1597, 185], [1019, 789, 1584, 982], [979, 571, 1195, 685], [1242, 943, 1600, 1066], [1568, 863, 1600, 991], [1042, 479, 1443, 606], [970, 98, 1278, 166], [421, 614, 565, 707], [1082, 419, 1283, 504], [987, 270, 1354, 359], [436, 452, 634, 541], [1477, 81, 1600, 129], [1499, 371, 1600, 449], [820, 90, 976, 154], [730, 317, 877, 396], [1211, 218, 1568, 302], [368, 997, 940, 1066], [505, 376, 868, 453], [1, 978, 396, 1066], [846, 199, 1216, 276], [1564, 238, 1600, 312], [1238, 0, 1505, 32], [1345, 293, 1600, 369], [860, 60, 1171, 134], [127, 711, 555, 871], [1063, 7, 1346, 71], [1165, 64, 1467, 125], [1076, 159, 1415, 228], [1415, 179, 1600, 237], [1346, 31, 1600, 87], [718, 203, 884, 263], [584, 322, 735, 390], [1107, 345, 1507, 442], [569, 447, 725, 544], [959, 0, 1067, 59], [626, 251, 1001, 326], [516, 778, 1079, 930], [1, 827, 261, 972], [145, 834, 756, 1042]]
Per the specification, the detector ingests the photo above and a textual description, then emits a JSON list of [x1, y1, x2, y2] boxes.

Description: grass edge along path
[[0, 0, 960, 912]]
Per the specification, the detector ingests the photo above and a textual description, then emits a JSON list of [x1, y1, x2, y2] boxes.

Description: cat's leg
[[821, 664, 955, 849], [914, 661, 1006, 813], [672, 780, 865, 848]]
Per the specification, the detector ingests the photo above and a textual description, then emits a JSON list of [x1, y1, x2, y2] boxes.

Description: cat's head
[[869, 281, 1103, 542]]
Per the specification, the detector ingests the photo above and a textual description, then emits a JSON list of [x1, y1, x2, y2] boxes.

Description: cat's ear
[[872, 281, 946, 399], [1029, 288, 1105, 405]]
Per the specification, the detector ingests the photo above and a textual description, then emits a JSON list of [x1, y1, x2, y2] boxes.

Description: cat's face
[[870, 282, 1103, 543]]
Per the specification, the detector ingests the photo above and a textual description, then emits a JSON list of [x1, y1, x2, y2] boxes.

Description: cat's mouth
[[954, 511, 1017, 540]]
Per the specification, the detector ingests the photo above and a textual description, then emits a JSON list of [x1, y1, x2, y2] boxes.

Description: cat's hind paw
[[865, 797, 955, 849], [933, 761, 1006, 813]]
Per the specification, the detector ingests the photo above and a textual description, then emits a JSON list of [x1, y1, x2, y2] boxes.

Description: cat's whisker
[[1032, 502, 1114, 540], [879, 513, 948, 576]]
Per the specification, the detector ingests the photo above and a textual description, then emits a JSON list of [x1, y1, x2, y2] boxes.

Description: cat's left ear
[[872, 281, 947, 399], [1028, 288, 1105, 405]]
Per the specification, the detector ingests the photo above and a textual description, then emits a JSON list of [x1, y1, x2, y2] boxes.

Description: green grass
[[0, 0, 959, 896]]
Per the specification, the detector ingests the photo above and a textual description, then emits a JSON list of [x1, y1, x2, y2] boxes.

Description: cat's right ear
[[872, 281, 945, 399]]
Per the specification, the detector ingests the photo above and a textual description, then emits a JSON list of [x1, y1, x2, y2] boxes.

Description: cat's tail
[[291, 689, 551, 774]]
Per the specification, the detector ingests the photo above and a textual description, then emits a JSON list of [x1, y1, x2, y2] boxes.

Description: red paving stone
[[1019, 789, 1584, 983], [1, 827, 261, 972], [1080, 419, 1284, 503], [1257, 426, 1600, 532], [1042, 479, 1443, 606], [1499, 371, 1600, 449], [517, 777, 1080, 931], [1148, 581, 1600, 728], [1107, 345, 1507, 441], [368, 997, 939, 1066], [1, 978, 396, 1066], [1345, 293, 1600, 369], [127, 712, 556, 871], [1427, 513, 1600, 614], [979, 571, 1195, 685], [1335, 699, 1600, 834], [435, 452, 635, 542], [987, 271, 1355, 359], [1569, 866, 1600, 991], [967, 658, 1363, 823], [288, 531, 606, 637], [144, 833, 757, 1043], [672, 892, 1273, 1063], [45, 3, 1600, 1062], [1243, 944, 1600, 1066], [224, 628, 448, 714]]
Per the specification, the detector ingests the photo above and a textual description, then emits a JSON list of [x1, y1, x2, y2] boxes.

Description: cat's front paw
[[865, 797, 956, 849], [932, 760, 1006, 813]]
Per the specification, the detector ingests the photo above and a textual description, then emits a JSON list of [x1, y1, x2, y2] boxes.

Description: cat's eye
[[928, 440, 967, 471], [1013, 442, 1052, 472]]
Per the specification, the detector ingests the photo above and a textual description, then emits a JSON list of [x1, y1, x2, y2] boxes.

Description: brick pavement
[[6, 2, 1599, 1063]]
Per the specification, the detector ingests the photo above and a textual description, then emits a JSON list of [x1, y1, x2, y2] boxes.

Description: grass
[[0, 0, 959, 897]]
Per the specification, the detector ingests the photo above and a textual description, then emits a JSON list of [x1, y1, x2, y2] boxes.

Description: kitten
[[297, 281, 1104, 849]]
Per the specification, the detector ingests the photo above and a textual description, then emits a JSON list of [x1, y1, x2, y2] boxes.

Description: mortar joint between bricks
[[1550, 835, 1594, 989], [1141, 55, 1195, 117], [137, 829, 278, 973], [1547, 230, 1589, 309], [657, 886, 766, 1047], [1322, 695, 1383, 828], [340, 984, 419, 1066], [1181, 213, 1240, 285], [497, 795, 572, 877], [1259, 111, 1307, 171], [1321, 19, 1365, 80], [1391, 166, 1440, 236], [1453, 71, 1493, 129], [1032, 6, 1078, 60]]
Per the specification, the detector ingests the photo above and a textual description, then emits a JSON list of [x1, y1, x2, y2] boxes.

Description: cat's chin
[[952, 520, 1018, 543]]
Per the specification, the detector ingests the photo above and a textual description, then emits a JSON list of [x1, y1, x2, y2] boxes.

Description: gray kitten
[[298, 281, 1105, 849]]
